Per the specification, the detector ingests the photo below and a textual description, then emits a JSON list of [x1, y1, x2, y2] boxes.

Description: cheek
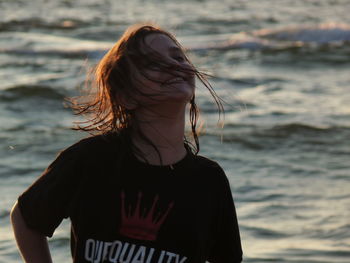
[[143, 69, 168, 83], [189, 75, 195, 87], [138, 71, 171, 95], [133, 73, 163, 98], [132, 69, 159, 90]]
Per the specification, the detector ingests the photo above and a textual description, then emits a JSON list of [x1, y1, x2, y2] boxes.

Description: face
[[131, 33, 195, 108]]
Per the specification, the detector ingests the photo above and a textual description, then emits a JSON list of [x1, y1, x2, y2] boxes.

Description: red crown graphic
[[119, 191, 174, 241]]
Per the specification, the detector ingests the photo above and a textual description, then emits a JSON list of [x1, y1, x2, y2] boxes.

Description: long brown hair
[[67, 23, 223, 158]]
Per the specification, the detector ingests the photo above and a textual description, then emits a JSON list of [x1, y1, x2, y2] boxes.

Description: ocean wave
[[221, 135, 264, 150], [2, 23, 350, 59], [308, 223, 350, 240], [207, 123, 350, 152], [186, 23, 350, 52], [0, 210, 9, 219], [212, 75, 287, 87], [0, 85, 65, 101], [222, 122, 350, 137], [0, 32, 111, 59], [241, 225, 290, 239], [0, 18, 88, 32], [264, 123, 338, 135], [281, 247, 350, 259], [255, 23, 350, 44]]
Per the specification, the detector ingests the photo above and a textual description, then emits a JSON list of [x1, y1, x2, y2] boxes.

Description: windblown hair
[[67, 23, 223, 157]]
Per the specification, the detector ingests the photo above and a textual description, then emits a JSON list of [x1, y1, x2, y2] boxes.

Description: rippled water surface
[[1, 0, 350, 262]]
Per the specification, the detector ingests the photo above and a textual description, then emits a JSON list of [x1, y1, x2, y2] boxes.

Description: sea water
[[1, 0, 350, 262]]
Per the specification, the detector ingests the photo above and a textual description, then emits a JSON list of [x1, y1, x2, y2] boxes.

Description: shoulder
[[57, 132, 120, 159], [191, 155, 234, 202], [192, 154, 228, 184], [193, 154, 224, 172]]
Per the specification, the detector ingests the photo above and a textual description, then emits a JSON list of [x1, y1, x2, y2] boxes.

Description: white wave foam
[[0, 32, 112, 58], [185, 23, 350, 51], [2, 23, 350, 55], [254, 23, 350, 43]]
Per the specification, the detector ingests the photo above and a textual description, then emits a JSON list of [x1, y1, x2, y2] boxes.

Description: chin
[[138, 83, 194, 107], [169, 82, 194, 98], [166, 87, 194, 103]]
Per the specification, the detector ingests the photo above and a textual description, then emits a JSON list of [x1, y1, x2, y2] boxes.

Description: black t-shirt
[[18, 133, 243, 263]]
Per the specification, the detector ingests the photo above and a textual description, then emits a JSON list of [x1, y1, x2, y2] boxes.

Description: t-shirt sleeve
[[208, 167, 243, 263], [18, 144, 82, 238]]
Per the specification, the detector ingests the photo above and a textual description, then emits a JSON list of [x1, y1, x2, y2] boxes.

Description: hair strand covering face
[[66, 23, 224, 158]]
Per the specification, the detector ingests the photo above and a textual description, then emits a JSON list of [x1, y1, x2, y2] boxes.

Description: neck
[[131, 104, 188, 166]]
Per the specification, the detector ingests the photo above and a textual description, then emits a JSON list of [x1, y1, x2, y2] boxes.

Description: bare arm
[[10, 201, 53, 263]]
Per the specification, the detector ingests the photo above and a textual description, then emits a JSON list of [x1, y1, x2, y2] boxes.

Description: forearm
[[11, 202, 53, 263]]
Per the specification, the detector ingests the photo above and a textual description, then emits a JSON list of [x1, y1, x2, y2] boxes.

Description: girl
[[11, 23, 243, 263]]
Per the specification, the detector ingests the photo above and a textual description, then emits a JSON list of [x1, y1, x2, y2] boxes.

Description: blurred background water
[[1, 0, 350, 262]]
